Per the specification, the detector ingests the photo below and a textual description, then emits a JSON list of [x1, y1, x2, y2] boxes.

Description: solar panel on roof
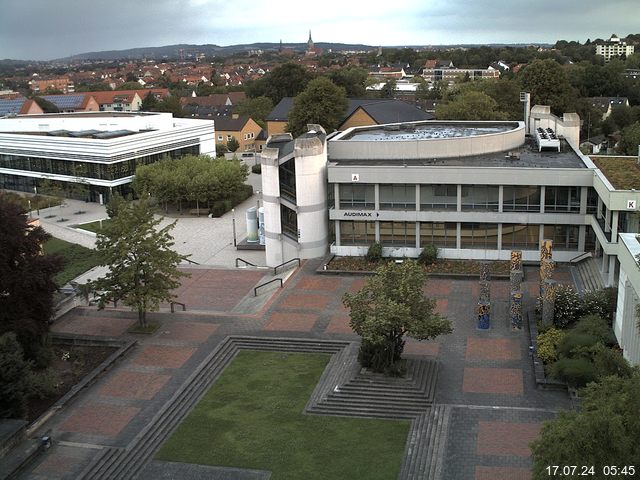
[[0, 99, 26, 116], [43, 95, 85, 109]]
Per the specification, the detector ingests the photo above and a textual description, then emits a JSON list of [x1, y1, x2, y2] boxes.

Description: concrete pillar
[[540, 185, 546, 213], [497, 223, 503, 251], [261, 145, 284, 267], [578, 225, 586, 251], [293, 127, 328, 260], [611, 211, 619, 243], [335, 220, 341, 247], [498, 185, 504, 213], [608, 255, 616, 287], [415, 221, 420, 248], [333, 183, 340, 208], [457, 184, 462, 212], [415, 184, 420, 212], [579, 186, 588, 215], [597, 196, 603, 220], [456, 222, 461, 249], [375, 221, 380, 242], [374, 184, 380, 210]]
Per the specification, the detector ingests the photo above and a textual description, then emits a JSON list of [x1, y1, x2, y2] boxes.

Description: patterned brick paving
[[435, 298, 448, 315], [466, 338, 521, 361], [171, 269, 264, 311], [347, 278, 367, 293], [99, 371, 171, 400], [60, 403, 140, 437], [404, 341, 440, 357], [263, 312, 319, 332], [295, 276, 343, 292], [324, 314, 354, 334], [475, 466, 532, 480], [51, 316, 134, 337], [463, 367, 524, 395], [280, 293, 331, 310], [156, 321, 219, 343], [132, 345, 196, 369], [476, 421, 542, 457], [423, 279, 453, 296], [32, 454, 84, 476]]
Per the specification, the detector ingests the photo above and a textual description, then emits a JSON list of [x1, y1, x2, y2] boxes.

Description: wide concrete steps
[[572, 257, 604, 294], [77, 336, 351, 480], [398, 404, 452, 480], [307, 358, 439, 420]]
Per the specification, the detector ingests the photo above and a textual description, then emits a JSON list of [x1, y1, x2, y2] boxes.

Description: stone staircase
[[398, 404, 452, 480], [572, 257, 604, 294], [76, 336, 445, 480], [306, 357, 439, 419], [76, 336, 348, 480]]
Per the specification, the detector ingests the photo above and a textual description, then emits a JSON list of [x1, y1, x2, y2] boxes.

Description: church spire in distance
[[308, 30, 314, 50]]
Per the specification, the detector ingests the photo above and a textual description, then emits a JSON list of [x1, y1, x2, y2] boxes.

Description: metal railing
[[569, 251, 592, 264], [170, 301, 186, 313], [254, 278, 283, 296], [236, 257, 257, 267], [182, 257, 201, 265], [273, 258, 300, 275]]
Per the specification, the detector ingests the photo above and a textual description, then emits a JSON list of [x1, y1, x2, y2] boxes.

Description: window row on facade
[[0, 145, 200, 181], [337, 184, 597, 214], [338, 220, 592, 251]]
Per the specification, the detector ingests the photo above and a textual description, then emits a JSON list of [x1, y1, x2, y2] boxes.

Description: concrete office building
[[259, 107, 640, 364], [0, 111, 215, 202]]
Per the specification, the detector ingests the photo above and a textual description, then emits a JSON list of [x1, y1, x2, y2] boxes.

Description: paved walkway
[[32, 170, 266, 270], [19, 261, 571, 480]]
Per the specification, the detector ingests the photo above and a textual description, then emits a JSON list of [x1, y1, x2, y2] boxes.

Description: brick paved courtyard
[[22, 261, 574, 480]]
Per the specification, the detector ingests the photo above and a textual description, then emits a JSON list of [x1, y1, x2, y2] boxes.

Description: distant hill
[[56, 42, 377, 61]]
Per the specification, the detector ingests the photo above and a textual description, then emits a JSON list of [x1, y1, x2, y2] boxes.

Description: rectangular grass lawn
[[156, 350, 410, 480], [76, 219, 111, 233]]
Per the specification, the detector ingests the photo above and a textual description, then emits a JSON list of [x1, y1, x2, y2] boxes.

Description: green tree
[[328, 66, 369, 97], [519, 59, 577, 115], [618, 122, 640, 155], [246, 63, 313, 104], [116, 81, 143, 90], [379, 79, 397, 99], [155, 95, 183, 117], [436, 90, 509, 120], [235, 96, 273, 129], [89, 198, 189, 327], [0, 333, 32, 419], [342, 261, 452, 374], [286, 77, 348, 137], [140, 91, 159, 111], [0, 197, 62, 364], [226, 137, 240, 153], [531, 373, 640, 479], [32, 96, 59, 113]]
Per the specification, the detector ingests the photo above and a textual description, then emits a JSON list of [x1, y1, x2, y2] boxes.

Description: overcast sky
[[1, 0, 638, 61]]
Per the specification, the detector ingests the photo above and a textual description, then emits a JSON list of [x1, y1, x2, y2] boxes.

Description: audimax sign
[[342, 211, 380, 218]]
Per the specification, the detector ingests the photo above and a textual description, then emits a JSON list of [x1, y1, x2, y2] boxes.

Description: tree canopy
[[89, 197, 189, 327], [531, 372, 640, 479], [342, 261, 452, 374], [132, 155, 249, 212], [327, 66, 369, 97], [618, 122, 640, 155], [246, 63, 314, 104], [436, 90, 509, 120], [235, 96, 273, 129], [519, 59, 577, 115], [0, 196, 62, 363], [286, 77, 348, 137]]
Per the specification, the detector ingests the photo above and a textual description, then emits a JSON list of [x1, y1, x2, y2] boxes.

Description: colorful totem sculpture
[[509, 250, 523, 330], [477, 262, 491, 329]]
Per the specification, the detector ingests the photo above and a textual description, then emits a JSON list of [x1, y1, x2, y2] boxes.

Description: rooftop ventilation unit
[[535, 127, 560, 152]]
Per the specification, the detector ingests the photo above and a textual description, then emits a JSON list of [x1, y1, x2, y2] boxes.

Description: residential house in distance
[[87, 89, 169, 112], [41, 94, 100, 113], [0, 98, 44, 116], [595, 34, 635, 62], [422, 61, 500, 83], [586, 97, 630, 119], [214, 115, 262, 152], [29, 76, 75, 94], [265, 98, 433, 137]]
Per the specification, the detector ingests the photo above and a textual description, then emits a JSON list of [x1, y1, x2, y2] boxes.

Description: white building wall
[[293, 130, 328, 260], [260, 146, 283, 267], [615, 234, 640, 365]]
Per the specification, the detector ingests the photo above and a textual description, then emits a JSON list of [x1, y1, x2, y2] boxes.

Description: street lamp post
[[232, 208, 237, 247]]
